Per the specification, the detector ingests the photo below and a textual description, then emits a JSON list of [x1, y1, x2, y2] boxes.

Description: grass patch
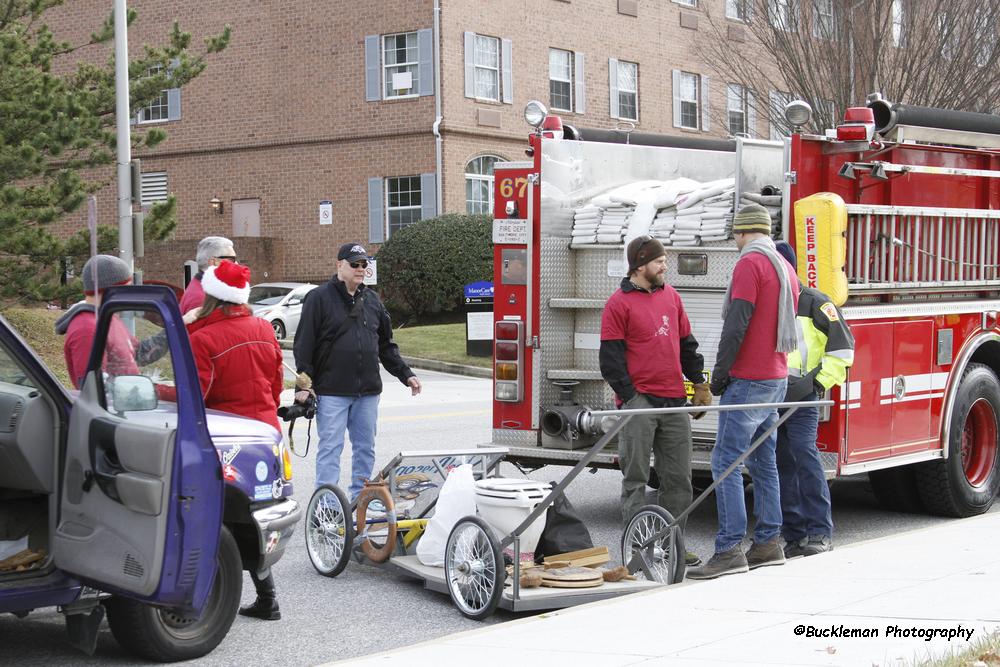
[[393, 322, 492, 368], [0, 307, 70, 387], [920, 629, 1000, 666]]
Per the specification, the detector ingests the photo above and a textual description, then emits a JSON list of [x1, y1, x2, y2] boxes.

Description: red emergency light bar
[[837, 106, 876, 143]]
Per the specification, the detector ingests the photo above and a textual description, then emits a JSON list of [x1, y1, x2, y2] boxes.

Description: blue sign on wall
[[464, 281, 494, 299]]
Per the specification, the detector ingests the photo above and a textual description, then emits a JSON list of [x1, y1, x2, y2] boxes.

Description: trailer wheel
[[621, 505, 683, 584], [868, 466, 925, 514], [305, 484, 354, 577], [444, 516, 504, 620], [916, 363, 1000, 517]]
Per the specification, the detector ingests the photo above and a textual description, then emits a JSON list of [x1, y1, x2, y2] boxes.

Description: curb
[[277, 338, 492, 379]]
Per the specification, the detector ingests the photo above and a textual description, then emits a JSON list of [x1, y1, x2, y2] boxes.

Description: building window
[[137, 65, 169, 123], [938, 13, 959, 61], [383, 32, 419, 99], [549, 49, 573, 111], [974, 8, 994, 68], [672, 0, 697, 5], [891, 0, 904, 47], [769, 90, 793, 140], [616, 60, 638, 121], [466, 156, 503, 214], [386, 176, 422, 238], [727, 84, 748, 136], [812, 0, 834, 39], [474, 34, 500, 101], [140, 172, 168, 208], [678, 72, 700, 130], [726, 0, 750, 20], [768, 0, 799, 32]]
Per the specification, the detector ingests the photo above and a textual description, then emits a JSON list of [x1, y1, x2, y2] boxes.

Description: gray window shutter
[[417, 29, 433, 97], [608, 58, 619, 118], [166, 89, 181, 121], [420, 173, 437, 220], [368, 177, 385, 243], [746, 89, 757, 137], [701, 75, 711, 132], [365, 35, 380, 102], [574, 51, 586, 114], [464, 32, 475, 98], [166, 57, 181, 121], [672, 69, 682, 128], [501, 38, 513, 104]]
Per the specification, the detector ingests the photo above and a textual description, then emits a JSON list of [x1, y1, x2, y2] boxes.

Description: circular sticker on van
[[255, 461, 268, 482]]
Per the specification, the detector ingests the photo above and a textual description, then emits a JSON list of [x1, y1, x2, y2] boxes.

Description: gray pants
[[618, 393, 693, 527]]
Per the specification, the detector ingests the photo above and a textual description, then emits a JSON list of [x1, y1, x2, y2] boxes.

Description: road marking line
[[381, 409, 490, 423]]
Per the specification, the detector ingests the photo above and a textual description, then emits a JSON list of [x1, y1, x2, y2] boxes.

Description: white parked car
[[248, 282, 317, 340]]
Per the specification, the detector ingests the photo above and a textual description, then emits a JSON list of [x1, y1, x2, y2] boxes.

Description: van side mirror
[[112, 375, 158, 412]]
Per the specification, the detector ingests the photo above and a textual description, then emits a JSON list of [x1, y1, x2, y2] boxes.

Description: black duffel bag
[[533, 484, 594, 564]]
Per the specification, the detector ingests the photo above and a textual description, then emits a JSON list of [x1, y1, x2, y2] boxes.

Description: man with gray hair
[[179, 236, 237, 313]]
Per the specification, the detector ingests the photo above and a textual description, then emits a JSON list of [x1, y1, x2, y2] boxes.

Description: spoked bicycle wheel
[[621, 504, 684, 584], [444, 516, 504, 620], [305, 484, 354, 577]]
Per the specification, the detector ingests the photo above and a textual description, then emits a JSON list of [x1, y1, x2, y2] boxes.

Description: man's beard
[[647, 271, 664, 287]]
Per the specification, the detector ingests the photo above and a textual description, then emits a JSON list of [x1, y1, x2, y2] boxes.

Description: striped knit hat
[[732, 203, 772, 235]]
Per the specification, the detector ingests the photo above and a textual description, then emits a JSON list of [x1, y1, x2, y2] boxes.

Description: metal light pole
[[113, 0, 134, 273]]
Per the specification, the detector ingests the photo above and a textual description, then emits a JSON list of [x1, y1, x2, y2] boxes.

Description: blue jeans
[[711, 378, 786, 553], [315, 394, 380, 500], [775, 396, 833, 542]]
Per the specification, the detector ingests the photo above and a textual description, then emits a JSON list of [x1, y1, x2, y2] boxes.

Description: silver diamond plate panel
[[820, 452, 839, 477], [665, 248, 741, 290], [548, 298, 606, 309], [539, 237, 576, 414], [492, 429, 540, 447]]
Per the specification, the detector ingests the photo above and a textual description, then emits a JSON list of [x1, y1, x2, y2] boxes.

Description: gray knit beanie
[[732, 203, 772, 235], [82, 254, 132, 294]]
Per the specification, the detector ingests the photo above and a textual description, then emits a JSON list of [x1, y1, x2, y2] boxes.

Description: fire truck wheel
[[868, 466, 925, 514], [916, 363, 1000, 517]]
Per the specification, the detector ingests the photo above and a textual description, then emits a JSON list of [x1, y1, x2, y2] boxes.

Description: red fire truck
[[487, 97, 1000, 518]]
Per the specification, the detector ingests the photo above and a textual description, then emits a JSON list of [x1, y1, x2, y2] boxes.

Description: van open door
[[53, 285, 224, 612]]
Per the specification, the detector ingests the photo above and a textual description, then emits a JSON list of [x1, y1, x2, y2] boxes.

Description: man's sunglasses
[[216, 255, 237, 262], [349, 260, 368, 269]]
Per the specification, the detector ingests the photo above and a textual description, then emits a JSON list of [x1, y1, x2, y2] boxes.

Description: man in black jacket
[[294, 242, 421, 499]]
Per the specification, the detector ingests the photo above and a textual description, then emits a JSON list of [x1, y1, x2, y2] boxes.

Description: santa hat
[[201, 260, 251, 304]]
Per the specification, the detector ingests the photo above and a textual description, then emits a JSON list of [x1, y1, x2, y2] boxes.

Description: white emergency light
[[524, 100, 548, 128], [784, 100, 813, 129]]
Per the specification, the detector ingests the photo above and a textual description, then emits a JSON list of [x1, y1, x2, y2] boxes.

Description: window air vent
[[8, 400, 22, 431]]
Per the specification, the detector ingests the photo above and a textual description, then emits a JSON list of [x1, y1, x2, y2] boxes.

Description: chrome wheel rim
[[446, 523, 498, 616], [307, 490, 347, 573], [624, 511, 673, 583]]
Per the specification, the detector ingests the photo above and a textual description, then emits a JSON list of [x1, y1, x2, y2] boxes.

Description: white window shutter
[[501, 38, 513, 104], [608, 58, 619, 118], [364, 35, 380, 102], [701, 75, 710, 132], [368, 178, 385, 244], [420, 173, 437, 220], [671, 69, 682, 128], [746, 89, 757, 137], [167, 57, 181, 120], [417, 29, 433, 97], [464, 32, 475, 98], [574, 51, 586, 114]]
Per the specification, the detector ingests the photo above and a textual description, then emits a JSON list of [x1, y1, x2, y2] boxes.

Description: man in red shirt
[[688, 204, 800, 580], [600, 236, 710, 559], [179, 236, 237, 314]]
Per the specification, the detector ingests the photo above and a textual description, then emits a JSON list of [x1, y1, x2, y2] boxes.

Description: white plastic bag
[[416, 464, 477, 566]]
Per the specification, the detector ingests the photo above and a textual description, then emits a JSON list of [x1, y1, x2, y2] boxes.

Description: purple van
[[0, 286, 300, 661]]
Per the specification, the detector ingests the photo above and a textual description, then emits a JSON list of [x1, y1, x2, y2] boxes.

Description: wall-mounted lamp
[[210, 196, 224, 215]]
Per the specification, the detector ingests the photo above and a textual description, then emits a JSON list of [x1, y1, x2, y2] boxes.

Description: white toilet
[[474, 479, 551, 555]]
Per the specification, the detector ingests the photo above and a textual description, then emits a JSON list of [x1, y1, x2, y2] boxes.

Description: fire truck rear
[[487, 97, 1000, 518]]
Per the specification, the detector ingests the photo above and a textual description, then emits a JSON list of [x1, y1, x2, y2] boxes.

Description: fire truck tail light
[[836, 125, 869, 142], [496, 322, 520, 340], [495, 342, 518, 360], [496, 362, 519, 380], [836, 106, 876, 143], [495, 383, 519, 401]]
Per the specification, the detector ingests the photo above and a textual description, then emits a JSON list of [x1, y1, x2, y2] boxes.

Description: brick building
[[46, 0, 776, 286]]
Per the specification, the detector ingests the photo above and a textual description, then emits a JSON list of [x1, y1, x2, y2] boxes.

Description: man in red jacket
[[179, 236, 237, 314]]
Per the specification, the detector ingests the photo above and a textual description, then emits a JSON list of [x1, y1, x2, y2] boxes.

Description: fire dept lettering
[[805, 215, 818, 287]]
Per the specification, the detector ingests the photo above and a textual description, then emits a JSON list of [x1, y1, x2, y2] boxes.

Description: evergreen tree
[[0, 0, 230, 302]]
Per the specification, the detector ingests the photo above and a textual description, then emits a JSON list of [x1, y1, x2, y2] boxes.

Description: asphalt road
[[6, 366, 996, 666]]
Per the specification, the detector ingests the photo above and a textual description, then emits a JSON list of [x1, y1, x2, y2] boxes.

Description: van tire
[[105, 526, 242, 662], [916, 363, 1000, 517]]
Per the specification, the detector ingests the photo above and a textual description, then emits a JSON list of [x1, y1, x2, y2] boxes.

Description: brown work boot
[[746, 538, 786, 570], [686, 545, 748, 580]]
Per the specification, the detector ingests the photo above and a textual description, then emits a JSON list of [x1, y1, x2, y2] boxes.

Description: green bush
[[376, 213, 492, 319]]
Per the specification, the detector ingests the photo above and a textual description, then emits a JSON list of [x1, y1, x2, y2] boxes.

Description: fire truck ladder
[[845, 204, 1000, 291]]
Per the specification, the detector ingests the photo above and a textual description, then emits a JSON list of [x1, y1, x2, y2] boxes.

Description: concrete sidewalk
[[337, 512, 1000, 666]]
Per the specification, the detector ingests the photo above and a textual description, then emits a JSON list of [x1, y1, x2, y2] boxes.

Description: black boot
[[240, 572, 281, 621]]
